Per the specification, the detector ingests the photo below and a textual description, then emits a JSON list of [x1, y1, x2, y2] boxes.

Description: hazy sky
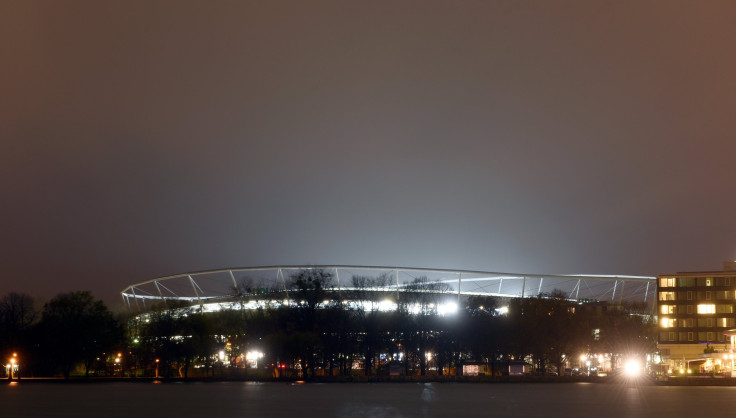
[[2, 1, 736, 305]]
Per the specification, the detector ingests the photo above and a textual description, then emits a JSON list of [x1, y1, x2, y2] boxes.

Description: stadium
[[121, 265, 656, 313], [120, 266, 657, 378]]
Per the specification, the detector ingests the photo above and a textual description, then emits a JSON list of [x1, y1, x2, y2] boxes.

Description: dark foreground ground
[[2, 379, 735, 418]]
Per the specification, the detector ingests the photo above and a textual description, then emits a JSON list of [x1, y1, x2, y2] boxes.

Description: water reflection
[[1, 381, 733, 418]]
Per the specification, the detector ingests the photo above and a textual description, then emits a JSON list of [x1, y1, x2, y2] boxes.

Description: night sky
[[2, 1, 736, 305]]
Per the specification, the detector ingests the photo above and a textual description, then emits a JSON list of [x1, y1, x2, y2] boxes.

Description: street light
[[114, 353, 122, 376], [7, 353, 19, 380], [579, 354, 587, 375]]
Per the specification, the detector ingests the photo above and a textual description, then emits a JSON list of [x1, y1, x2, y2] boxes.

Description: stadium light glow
[[438, 302, 458, 316]]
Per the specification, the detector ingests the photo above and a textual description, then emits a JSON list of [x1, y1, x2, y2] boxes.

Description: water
[[0, 381, 730, 418]]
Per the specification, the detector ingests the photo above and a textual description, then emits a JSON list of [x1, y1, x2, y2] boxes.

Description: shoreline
[[7, 375, 736, 386]]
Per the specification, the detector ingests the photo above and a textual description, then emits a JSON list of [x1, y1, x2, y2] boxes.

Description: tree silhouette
[[38, 291, 122, 379]]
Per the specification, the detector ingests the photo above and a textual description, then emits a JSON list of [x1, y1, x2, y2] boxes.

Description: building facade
[[657, 262, 736, 373]]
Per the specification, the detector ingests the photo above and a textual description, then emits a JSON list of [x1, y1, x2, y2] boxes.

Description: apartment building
[[657, 262, 736, 372]]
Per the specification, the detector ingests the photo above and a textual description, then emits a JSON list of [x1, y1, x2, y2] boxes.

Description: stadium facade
[[121, 265, 656, 313], [120, 266, 657, 378]]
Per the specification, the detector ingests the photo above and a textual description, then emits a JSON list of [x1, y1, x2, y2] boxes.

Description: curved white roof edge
[[121, 265, 655, 300]]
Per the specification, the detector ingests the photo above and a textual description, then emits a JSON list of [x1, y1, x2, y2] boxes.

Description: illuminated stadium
[[120, 265, 656, 313]]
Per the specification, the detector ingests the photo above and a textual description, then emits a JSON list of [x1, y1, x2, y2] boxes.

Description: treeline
[[0, 291, 123, 378], [0, 270, 657, 379]]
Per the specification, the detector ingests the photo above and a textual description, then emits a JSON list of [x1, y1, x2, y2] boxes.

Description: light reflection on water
[[1, 381, 733, 418]]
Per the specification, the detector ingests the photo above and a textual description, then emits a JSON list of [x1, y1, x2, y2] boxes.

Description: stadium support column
[[279, 268, 287, 291], [131, 287, 142, 312], [538, 278, 543, 296], [335, 268, 342, 300], [521, 277, 526, 298], [189, 275, 203, 311], [395, 270, 400, 302], [611, 280, 618, 302], [229, 270, 239, 295], [154, 281, 167, 308]]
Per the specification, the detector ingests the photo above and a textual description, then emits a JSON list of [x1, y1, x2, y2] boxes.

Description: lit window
[[660, 305, 676, 314], [660, 278, 676, 287], [661, 317, 675, 328], [659, 292, 676, 301], [698, 304, 716, 314]]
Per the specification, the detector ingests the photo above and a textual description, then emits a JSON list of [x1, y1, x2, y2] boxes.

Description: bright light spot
[[438, 302, 458, 316], [218, 350, 225, 361], [245, 350, 264, 367], [378, 299, 397, 312], [496, 306, 509, 315], [624, 359, 641, 377]]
